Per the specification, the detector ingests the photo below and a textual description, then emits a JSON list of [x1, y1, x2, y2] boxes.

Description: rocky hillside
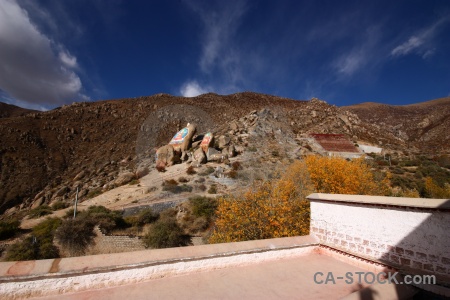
[[0, 102, 37, 118], [0, 92, 448, 214], [344, 97, 450, 153]]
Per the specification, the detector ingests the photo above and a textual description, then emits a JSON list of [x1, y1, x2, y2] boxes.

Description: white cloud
[[58, 50, 78, 68], [180, 81, 210, 97], [0, 0, 85, 107], [391, 16, 450, 58]]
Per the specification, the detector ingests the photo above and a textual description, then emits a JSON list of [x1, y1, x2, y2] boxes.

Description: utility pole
[[73, 187, 79, 219]]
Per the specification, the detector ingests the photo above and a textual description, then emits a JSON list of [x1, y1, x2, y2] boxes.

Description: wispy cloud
[[0, 0, 87, 108], [332, 27, 383, 77], [179, 0, 249, 96], [180, 81, 211, 97], [391, 16, 450, 58]]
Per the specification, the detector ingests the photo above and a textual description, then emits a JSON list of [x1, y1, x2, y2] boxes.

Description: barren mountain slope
[[0, 102, 38, 118], [344, 97, 450, 153], [0, 92, 447, 214]]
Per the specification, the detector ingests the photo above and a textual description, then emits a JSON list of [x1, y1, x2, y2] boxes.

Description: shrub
[[0, 220, 20, 240], [231, 161, 242, 171], [305, 156, 390, 195], [156, 165, 166, 172], [207, 184, 217, 194], [164, 179, 178, 185], [178, 177, 189, 183], [28, 205, 53, 219], [189, 196, 218, 221], [143, 215, 191, 249], [55, 218, 96, 256], [128, 179, 140, 185], [51, 201, 69, 211], [227, 170, 238, 179], [86, 188, 103, 199], [163, 183, 193, 194], [6, 218, 61, 261], [198, 167, 215, 176], [197, 184, 207, 192], [186, 166, 196, 175], [127, 208, 159, 227], [209, 160, 313, 243]]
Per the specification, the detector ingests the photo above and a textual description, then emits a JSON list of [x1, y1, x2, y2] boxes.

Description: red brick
[[319, 228, 324, 234], [386, 245, 395, 252], [363, 240, 369, 246], [378, 244, 386, 250], [354, 237, 361, 243], [346, 235, 353, 241], [341, 240, 348, 247], [333, 238, 339, 244], [358, 245, 365, 253], [405, 250, 414, 257], [380, 252, 390, 260], [370, 242, 377, 248], [366, 248, 373, 255], [436, 266, 446, 274], [349, 243, 356, 251], [442, 257, 450, 265], [312, 227, 318, 233]]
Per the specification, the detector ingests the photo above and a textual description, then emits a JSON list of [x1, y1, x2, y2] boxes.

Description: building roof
[[310, 134, 360, 153]]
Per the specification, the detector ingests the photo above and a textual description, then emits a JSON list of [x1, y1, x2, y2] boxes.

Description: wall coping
[[307, 193, 450, 210], [0, 235, 318, 282]]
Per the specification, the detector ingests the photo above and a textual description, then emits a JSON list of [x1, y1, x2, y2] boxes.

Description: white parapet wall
[[307, 193, 450, 284]]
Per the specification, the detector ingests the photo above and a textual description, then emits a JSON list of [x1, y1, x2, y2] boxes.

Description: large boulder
[[217, 135, 231, 149], [115, 172, 135, 186], [200, 132, 214, 152], [156, 144, 176, 167], [193, 147, 207, 164], [169, 123, 197, 152]]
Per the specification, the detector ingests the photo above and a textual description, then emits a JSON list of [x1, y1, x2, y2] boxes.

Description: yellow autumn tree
[[209, 160, 314, 243], [305, 156, 390, 195], [424, 177, 450, 199]]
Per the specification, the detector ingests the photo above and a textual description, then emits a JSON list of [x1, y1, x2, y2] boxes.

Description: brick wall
[[308, 194, 450, 278]]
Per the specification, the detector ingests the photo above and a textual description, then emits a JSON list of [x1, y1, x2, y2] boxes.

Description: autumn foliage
[[424, 177, 450, 198], [305, 156, 390, 195], [209, 160, 313, 243], [209, 156, 394, 243]]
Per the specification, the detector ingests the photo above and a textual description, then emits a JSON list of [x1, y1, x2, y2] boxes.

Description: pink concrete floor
[[35, 253, 372, 300]]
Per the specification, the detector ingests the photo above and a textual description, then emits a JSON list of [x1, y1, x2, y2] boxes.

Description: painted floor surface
[[35, 253, 372, 300]]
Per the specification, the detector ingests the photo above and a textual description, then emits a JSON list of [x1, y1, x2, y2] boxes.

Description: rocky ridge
[[0, 92, 448, 215]]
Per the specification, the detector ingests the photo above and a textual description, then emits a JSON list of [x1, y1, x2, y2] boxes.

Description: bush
[[163, 183, 193, 194], [6, 218, 61, 261], [86, 188, 103, 199], [198, 167, 215, 176], [178, 177, 189, 183], [207, 184, 217, 194], [186, 166, 196, 175], [209, 160, 313, 243], [0, 220, 20, 240], [156, 165, 166, 172], [55, 218, 96, 256], [28, 205, 53, 218], [189, 196, 218, 221], [231, 161, 242, 171], [143, 215, 191, 249], [197, 184, 207, 191], [126, 208, 159, 227], [226, 170, 238, 179], [51, 201, 69, 211]]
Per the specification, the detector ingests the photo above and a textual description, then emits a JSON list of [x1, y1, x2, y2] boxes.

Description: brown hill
[[344, 97, 450, 154], [0, 102, 38, 118], [0, 92, 448, 214]]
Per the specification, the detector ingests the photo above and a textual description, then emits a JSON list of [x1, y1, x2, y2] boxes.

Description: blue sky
[[1, 0, 449, 110]]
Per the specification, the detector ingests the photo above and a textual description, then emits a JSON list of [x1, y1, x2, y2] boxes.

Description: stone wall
[[308, 193, 450, 281], [91, 226, 145, 253]]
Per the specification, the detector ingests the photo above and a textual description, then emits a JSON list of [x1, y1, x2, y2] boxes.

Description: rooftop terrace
[[0, 194, 448, 299]]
